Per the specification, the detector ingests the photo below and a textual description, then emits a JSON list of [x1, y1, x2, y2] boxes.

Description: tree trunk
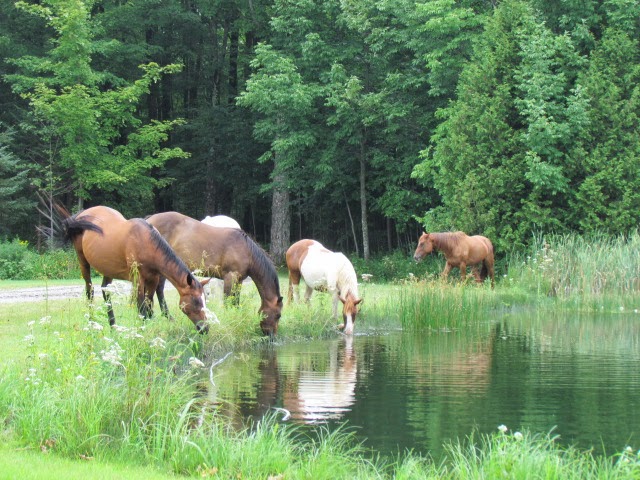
[[270, 169, 290, 265], [359, 139, 369, 260]]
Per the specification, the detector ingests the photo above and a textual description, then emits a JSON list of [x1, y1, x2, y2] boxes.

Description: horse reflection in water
[[207, 336, 359, 426], [286, 335, 358, 422]]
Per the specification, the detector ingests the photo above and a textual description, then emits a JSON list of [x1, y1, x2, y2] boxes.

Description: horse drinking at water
[[59, 206, 212, 332], [286, 239, 362, 335], [146, 211, 283, 336], [413, 231, 495, 288]]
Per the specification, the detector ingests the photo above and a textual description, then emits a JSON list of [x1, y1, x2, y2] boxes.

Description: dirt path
[[0, 282, 135, 304]]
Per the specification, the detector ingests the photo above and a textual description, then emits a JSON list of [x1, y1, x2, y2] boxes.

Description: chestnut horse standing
[[413, 231, 495, 288], [146, 211, 283, 336], [60, 206, 212, 332], [286, 239, 362, 335]]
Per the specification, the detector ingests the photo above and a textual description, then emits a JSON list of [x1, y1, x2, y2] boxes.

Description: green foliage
[[0, 240, 79, 280], [5, 0, 187, 203]]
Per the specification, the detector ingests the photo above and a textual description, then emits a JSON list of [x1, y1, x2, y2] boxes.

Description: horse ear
[[355, 298, 363, 305], [200, 277, 211, 286], [277, 296, 283, 305], [187, 273, 194, 286]]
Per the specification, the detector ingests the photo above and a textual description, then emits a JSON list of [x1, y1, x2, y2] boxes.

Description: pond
[[208, 308, 640, 459]]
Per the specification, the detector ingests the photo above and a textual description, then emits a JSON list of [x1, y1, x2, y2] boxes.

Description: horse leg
[[156, 276, 174, 320], [288, 269, 301, 303], [138, 275, 158, 319], [441, 263, 452, 282], [459, 262, 467, 283], [332, 291, 339, 319], [304, 284, 313, 304], [101, 276, 116, 326], [472, 265, 482, 283], [223, 272, 241, 306], [78, 252, 93, 301]]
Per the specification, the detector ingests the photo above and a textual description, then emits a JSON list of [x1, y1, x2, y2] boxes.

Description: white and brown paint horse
[[286, 239, 362, 335], [413, 231, 495, 288]]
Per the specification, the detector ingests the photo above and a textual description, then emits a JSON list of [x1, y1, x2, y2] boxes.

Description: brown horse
[[413, 231, 495, 288], [60, 206, 212, 332], [146, 211, 283, 336], [286, 239, 362, 335]]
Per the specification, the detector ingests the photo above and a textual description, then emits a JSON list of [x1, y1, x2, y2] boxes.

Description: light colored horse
[[413, 231, 495, 288], [202, 214, 241, 229], [286, 239, 362, 335]]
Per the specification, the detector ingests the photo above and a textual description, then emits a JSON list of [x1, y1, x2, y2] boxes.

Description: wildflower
[[498, 424, 508, 434], [27, 320, 35, 328], [39, 316, 51, 325], [150, 337, 166, 349], [113, 325, 129, 333], [38, 353, 48, 360], [513, 431, 523, 441], [361, 273, 373, 282], [76, 375, 85, 381], [100, 341, 124, 367], [84, 321, 103, 331], [23, 334, 35, 344], [188, 357, 205, 369], [619, 306, 624, 312]]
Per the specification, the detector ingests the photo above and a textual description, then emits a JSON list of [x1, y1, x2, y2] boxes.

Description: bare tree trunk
[[344, 191, 359, 257], [359, 140, 369, 260], [270, 169, 290, 265]]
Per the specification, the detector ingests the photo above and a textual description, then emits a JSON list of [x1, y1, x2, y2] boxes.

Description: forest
[[0, 0, 638, 263]]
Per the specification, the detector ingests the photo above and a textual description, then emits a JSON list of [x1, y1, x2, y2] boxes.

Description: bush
[[0, 239, 79, 280]]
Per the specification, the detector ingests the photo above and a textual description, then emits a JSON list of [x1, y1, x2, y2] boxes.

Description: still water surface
[[210, 310, 640, 458]]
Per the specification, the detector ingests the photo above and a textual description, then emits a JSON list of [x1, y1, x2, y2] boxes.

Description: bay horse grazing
[[286, 239, 362, 335], [146, 211, 283, 336], [202, 215, 241, 230], [59, 206, 212, 332], [413, 231, 495, 288]]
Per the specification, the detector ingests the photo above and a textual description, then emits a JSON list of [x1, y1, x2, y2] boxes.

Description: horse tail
[[36, 197, 103, 246], [60, 214, 104, 243]]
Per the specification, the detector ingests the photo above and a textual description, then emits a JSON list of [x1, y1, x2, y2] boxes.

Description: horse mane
[[239, 230, 281, 293], [432, 231, 466, 253], [143, 221, 193, 277], [335, 253, 359, 299]]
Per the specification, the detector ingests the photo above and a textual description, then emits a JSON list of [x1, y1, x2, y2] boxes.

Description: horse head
[[413, 232, 435, 261], [178, 274, 212, 333], [339, 293, 362, 335], [259, 295, 283, 337]]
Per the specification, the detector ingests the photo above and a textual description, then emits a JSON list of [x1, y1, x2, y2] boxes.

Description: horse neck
[[431, 233, 456, 255], [246, 247, 281, 302], [336, 261, 359, 299]]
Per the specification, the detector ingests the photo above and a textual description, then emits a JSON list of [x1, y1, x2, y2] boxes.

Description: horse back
[[286, 239, 323, 273], [75, 207, 140, 279]]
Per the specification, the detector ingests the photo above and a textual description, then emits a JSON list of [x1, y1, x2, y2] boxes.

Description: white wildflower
[[84, 321, 104, 331], [39, 316, 51, 325], [100, 342, 124, 367], [150, 337, 166, 349], [23, 334, 35, 344], [38, 353, 48, 360], [76, 375, 85, 381], [498, 424, 508, 434], [27, 320, 35, 327], [188, 357, 205, 369], [513, 431, 523, 441]]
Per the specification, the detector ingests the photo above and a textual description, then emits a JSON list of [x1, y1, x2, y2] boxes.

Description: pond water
[[209, 309, 640, 459]]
